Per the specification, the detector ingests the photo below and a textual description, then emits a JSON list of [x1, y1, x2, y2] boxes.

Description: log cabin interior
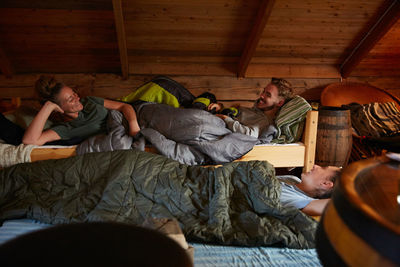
[[0, 0, 400, 266], [1, 0, 399, 106]]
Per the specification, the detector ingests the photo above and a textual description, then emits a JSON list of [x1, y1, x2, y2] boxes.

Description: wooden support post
[[112, 0, 129, 80], [303, 110, 318, 173]]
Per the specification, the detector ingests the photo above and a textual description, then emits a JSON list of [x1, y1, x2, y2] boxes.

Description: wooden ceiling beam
[[0, 43, 14, 78], [340, 0, 400, 78], [112, 0, 129, 80], [237, 0, 276, 78], [0, 0, 113, 10]]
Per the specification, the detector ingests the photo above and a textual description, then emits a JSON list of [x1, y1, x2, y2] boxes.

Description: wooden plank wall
[[1, 74, 399, 110], [1, 0, 395, 78], [0, 8, 120, 74]]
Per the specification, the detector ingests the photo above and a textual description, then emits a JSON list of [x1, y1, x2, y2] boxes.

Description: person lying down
[[0, 76, 258, 166], [77, 100, 259, 166], [122, 91, 276, 166], [278, 164, 341, 216], [0, 75, 140, 147], [0, 149, 326, 248]]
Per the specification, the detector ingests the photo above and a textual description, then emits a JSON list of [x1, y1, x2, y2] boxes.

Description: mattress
[[0, 219, 322, 267]]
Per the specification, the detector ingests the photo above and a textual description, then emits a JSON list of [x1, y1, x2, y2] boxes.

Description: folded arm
[[22, 101, 62, 145], [104, 99, 140, 137], [301, 199, 330, 216], [221, 116, 259, 138]]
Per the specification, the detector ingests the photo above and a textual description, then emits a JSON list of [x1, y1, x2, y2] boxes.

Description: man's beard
[[256, 98, 276, 111]]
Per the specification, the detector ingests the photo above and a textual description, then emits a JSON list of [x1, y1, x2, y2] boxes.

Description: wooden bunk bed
[[26, 109, 318, 172], [0, 103, 320, 266]]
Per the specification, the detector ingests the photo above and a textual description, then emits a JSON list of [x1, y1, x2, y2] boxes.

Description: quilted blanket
[[0, 150, 317, 248]]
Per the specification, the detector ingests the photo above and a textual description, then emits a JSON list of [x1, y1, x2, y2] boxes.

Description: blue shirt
[[280, 182, 315, 209]]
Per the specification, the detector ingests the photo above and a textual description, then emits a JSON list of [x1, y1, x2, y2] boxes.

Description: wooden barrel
[[316, 156, 400, 266], [315, 106, 352, 167]]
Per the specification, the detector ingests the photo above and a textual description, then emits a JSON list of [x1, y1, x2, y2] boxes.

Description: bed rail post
[[303, 110, 318, 173]]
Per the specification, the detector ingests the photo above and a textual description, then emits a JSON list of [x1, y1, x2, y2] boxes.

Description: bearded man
[[216, 77, 294, 138]]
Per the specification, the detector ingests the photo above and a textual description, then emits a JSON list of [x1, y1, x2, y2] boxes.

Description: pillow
[[5, 105, 53, 130], [342, 102, 400, 137], [272, 96, 312, 144], [276, 175, 301, 185]]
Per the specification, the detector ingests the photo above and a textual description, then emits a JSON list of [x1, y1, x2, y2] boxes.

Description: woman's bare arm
[[22, 101, 62, 145], [104, 99, 140, 136]]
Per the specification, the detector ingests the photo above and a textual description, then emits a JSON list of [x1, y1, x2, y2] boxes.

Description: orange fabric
[[321, 82, 400, 109]]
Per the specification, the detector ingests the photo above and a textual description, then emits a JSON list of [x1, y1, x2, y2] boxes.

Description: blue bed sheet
[[0, 219, 322, 267], [191, 243, 321, 267]]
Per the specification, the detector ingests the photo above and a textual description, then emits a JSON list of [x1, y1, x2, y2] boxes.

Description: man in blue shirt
[[279, 164, 341, 216]]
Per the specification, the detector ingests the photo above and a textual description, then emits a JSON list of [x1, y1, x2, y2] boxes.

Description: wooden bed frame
[[29, 110, 318, 172], [235, 110, 318, 172]]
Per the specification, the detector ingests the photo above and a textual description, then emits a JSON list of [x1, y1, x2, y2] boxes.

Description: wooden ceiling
[[0, 0, 399, 79]]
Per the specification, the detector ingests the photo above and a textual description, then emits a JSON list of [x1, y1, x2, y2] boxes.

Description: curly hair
[[270, 77, 294, 101], [35, 75, 65, 105]]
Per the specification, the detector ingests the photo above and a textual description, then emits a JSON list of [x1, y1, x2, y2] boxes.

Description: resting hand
[[208, 103, 223, 112], [128, 123, 141, 137], [43, 101, 64, 114], [104, 100, 141, 137], [22, 101, 63, 145], [215, 114, 228, 120]]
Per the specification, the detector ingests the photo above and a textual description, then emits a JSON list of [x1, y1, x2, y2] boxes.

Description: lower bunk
[[0, 149, 318, 244], [0, 143, 322, 266]]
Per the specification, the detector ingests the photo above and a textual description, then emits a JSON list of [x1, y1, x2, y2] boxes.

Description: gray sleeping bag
[[77, 104, 258, 165], [135, 103, 258, 165]]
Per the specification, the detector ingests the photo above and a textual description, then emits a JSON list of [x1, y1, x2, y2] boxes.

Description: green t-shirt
[[51, 96, 108, 140]]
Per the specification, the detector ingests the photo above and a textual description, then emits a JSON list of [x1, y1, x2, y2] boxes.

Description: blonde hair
[[35, 75, 65, 105]]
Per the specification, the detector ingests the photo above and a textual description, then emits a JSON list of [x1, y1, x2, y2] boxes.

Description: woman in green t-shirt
[[22, 76, 140, 146]]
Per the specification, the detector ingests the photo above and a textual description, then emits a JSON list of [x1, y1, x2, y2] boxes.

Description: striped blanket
[[273, 96, 312, 143], [344, 102, 400, 137]]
